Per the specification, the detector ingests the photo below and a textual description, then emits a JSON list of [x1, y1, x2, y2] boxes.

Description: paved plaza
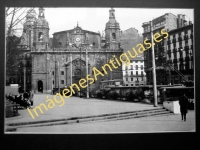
[[5, 94, 195, 133]]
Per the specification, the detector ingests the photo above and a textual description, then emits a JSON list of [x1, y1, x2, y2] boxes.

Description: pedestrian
[[179, 91, 189, 121]]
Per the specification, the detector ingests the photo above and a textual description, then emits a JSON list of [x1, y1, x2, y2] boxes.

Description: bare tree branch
[[7, 8, 16, 36], [12, 8, 27, 27], [12, 8, 35, 28]]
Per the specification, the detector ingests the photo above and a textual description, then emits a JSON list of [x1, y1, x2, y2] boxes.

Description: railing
[[168, 64, 188, 82]]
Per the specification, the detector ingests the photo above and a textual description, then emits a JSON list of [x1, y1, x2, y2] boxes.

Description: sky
[[43, 8, 193, 38], [8, 7, 194, 37]]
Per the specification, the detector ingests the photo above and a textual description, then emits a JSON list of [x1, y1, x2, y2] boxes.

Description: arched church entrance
[[38, 80, 43, 93], [71, 58, 86, 96]]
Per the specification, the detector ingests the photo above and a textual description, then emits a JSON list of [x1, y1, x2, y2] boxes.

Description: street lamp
[[150, 20, 158, 107]]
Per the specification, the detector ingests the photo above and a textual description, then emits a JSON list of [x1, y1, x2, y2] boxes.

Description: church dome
[[35, 17, 49, 28], [23, 9, 36, 27]]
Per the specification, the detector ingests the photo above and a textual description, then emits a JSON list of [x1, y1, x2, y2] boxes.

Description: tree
[[6, 35, 21, 74], [6, 7, 35, 37], [6, 7, 35, 77]]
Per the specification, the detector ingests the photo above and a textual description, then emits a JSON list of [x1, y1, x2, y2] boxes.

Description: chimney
[[177, 14, 182, 28]]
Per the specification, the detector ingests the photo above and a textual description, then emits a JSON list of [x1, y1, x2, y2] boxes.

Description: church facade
[[18, 7, 123, 94]]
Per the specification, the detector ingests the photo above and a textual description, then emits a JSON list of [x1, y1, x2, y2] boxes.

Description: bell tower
[[105, 8, 121, 50], [33, 7, 50, 51]]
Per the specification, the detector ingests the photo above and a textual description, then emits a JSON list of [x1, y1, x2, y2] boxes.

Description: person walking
[[179, 92, 189, 121]]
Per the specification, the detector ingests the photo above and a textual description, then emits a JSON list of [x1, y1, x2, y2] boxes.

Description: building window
[[141, 65, 143, 70], [141, 71, 144, 76], [131, 71, 133, 75], [112, 33, 116, 40], [38, 32, 43, 41], [185, 40, 188, 46], [136, 71, 138, 76], [179, 42, 182, 48], [135, 61, 138, 63], [52, 71, 54, 75], [61, 80, 64, 84], [131, 65, 133, 70], [53, 80, 54, 85], [136, 65, 138, 70], [174, 52, 177, 59], [168, 45, 170, 50], [141, 77, 143, 81], [125, 66, 128, 70], [180, 51, 183, 58], [126, 84, 128, 86], [173, 43, 176, 48], [126, 71, 128, 75], [131, 78, 133, 81], [61, 71, 64, 75], [180, 64, 184, 70], [126, 78, 128, 81], [131, 84, 133, 86]]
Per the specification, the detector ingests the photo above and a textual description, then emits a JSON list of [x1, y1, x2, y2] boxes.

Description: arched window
[[112, 33, 116, 40], [38, 32, 43, 41]]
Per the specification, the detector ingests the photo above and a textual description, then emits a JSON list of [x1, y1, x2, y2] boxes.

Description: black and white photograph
[[5, 7, 195, 134]]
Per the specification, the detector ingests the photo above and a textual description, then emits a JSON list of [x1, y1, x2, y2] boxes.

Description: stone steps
[[6, 107, 174, 131]]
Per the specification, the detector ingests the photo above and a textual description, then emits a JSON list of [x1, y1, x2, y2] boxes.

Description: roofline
[[53, 29, 100, 35], [168, 24, 193, 34]]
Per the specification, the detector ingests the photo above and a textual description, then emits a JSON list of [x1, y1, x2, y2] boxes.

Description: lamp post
[[150, 20, 158, 107]]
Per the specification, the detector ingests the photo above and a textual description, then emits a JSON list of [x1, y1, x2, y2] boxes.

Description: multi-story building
[[142, 13, 194, 85], [122, 56, 146, 86], [166, 20, 193, 84], [120, 28, 146, 86]]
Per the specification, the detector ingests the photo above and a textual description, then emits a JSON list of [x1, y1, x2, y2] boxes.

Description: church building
[[18, 7, 123, 94]]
